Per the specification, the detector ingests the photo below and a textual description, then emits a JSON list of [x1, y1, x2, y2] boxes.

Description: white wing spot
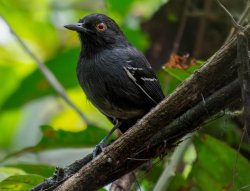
[[127, 66, 143, 71], [141, 77, 157, 82]]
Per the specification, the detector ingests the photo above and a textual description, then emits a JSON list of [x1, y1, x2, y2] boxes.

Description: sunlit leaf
[[0, 0, 58, 57], [1, 48, 80, 110], [6, 164, 54, 178], [0, 167, 26, 182], [0, 66, 20, 108], [37, 125, 108, 148], [0, 174, 44, 191], [50, 87, 112, 131], [0, 110, 21, 148]]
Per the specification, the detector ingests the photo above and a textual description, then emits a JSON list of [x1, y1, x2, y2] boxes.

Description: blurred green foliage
[[190, 135, 250, 191], [0, 0, 249, 191]]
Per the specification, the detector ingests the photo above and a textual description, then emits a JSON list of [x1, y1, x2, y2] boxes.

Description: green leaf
[[157, 70, 181, 95], [37, 125, 109, 148], [0, 110, 21, 148], [0, 174, 44, 191], [190, 135, 250, 191], [6, 164, 54, 178], [0, 167, 26, 182], [163, 61, 204, 81], [1, 48, 80, 110]]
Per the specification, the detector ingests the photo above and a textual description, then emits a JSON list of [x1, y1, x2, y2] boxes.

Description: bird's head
[[64, 14, 129, 54]]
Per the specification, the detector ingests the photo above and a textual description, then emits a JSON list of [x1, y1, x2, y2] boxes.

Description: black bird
[[65, 14, 165, 156]]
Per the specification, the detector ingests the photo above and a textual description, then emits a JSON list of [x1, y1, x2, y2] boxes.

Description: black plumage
[[65, 13, 165, 154]]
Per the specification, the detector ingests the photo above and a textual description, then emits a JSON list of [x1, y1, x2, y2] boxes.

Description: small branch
[[225, 2, 250, 42], [216, 0, 246, 31], [0, 16, 90, 124]]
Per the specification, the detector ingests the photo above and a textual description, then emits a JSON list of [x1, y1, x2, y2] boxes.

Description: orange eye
[[96, 23, 107, 32]]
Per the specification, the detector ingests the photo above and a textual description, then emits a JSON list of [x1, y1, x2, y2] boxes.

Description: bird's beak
[[64, 23, 87, 33]]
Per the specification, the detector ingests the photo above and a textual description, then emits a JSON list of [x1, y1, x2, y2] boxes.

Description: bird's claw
[[92, 140, 106, 158]]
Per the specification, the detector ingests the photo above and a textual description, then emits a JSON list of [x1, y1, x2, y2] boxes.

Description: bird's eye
[[95, 23, 107, 32]]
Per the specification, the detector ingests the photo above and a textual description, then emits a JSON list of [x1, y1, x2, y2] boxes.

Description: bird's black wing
[[123, 50, 165, 105]]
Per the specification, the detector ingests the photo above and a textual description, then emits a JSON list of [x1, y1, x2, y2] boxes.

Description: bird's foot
[[92, 140, 106, 158]]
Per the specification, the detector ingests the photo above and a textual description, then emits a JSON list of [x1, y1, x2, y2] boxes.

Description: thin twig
[[225, 1, 250, 42], [216, 0, 246, 31], [1, 16, 90, 124]]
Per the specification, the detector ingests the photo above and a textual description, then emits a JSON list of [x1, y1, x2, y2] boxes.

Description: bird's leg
[[92, 120, 121, 157]]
